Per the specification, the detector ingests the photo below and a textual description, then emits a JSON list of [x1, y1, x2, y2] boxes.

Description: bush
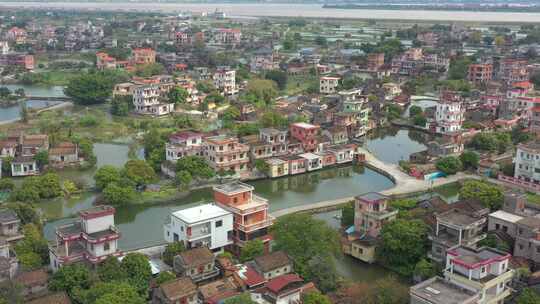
[[103, 183, 135, 206], [436, 156, 462, 175], [0, 179, 15, 191]]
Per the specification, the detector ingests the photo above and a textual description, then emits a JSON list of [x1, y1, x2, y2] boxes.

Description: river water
[[3, 3, 540, 23]]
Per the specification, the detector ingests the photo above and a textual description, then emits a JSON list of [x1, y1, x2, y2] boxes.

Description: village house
[[165, 131, 204, 163], [319, 76, 340, 94], [256, 274, 304, 304], [250, 48, 277, 73], [428, 201, 489, 263], [213, 182, 274, 255], [48, 142, 80, 168], [253, 251, 293, 280], [498, 57, 529, 84], [15, 269, 49, 299], [11, 156, 39, 177], [213, 67, 237, 95], [0, 53, 34, 70], [49, 206, 122, 272], [0, 209, 24, 244], [343, 192, 397, 263], [173, 247, 220, 282], [164, 203, 233, 252], [299, 153, 322, 171], [153, 277, 198, 304], [132, 48, 156, 65], [289, 122, 320, 153], [282, 155, 307, 176], [198, 277, 239, 303], [468, 63, 493, 85], [367, 53, 385, 72], [203, 135, 250, 174], [264, 158, 289, 178], [6, 27, 27, 44], [214, 28, 241, 45], [434, 91, 465, 134], [411, 246, 514, 304], [132, 84, 174, 116], [322, 126, 348, 145]]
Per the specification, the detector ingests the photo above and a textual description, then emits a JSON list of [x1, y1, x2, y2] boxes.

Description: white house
[[132, 84, 174, 116], [164, 204, 233, 253], [435, 93, 464, 134], [319, 76, 340, 94], [299, 153, 322, 171]]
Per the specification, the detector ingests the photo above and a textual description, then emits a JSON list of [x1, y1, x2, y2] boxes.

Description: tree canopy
[[459, 180, 503, 210], [65, 70, 128, 105], [436, 156, 462, 175]]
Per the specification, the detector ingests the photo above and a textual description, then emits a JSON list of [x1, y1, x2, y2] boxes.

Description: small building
[[165, 131, 204, 163], [410, 276, 479, 304], [152, 277, 198, 304], [319, 151, 336, 167], [173, 247, 220, 282], [253, 251, 293, 280], [262, 274, 304, 304], [27, 292, 71, 304], [11, 156, 38, 177], [328, 144, 356, 164], [164, 203, 233, 252], [15, 269, 49, 299], [0, 209, 24, 243], [299, 153, 322, 171], [319, 76, 340, 94], [48, 142, 79, 167], [289, 123, 320, 153], [132, 84, 174, 116], [265, 158, 289, 178], [283, 155, 306, 176]]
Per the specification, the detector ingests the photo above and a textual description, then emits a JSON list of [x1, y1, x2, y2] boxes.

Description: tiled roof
[[178, 247, 214, 267], [254, 251, 291, 273], [266, 274, 303, 294], [27, 292, 71, 304], [160, 277, 197, 301]]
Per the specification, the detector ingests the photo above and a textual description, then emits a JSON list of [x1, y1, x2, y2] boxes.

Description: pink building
[[49, 206, 122, 272], [353, 192, 398, 239], [215, 28, 241, 44], [289, 123, 320, 153]]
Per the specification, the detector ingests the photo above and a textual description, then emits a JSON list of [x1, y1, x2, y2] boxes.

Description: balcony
[[236, 216, 275, 233], [82, 226, 121, 244]]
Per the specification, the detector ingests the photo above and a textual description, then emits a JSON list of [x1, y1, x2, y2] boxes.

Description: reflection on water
[[44, 165, 395, 250], [364, 127, 429, 164]]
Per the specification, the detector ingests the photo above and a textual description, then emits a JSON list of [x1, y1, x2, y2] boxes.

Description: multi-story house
[[289, 122, 320, 153], [344, 192, 398, 263], [428, 206, 488, 263], [175, 30, 204, 46], [213, 67, 237, 95], [0, 53, 34, 70], [411, 246, 515, 304], [214, 28, 241, 44], [203, 135, 250, 174], [152, 277, 198, 304], [163, 203, 233, 252], [0, 209, 22, 282], [498, 57, 529, 84], [367, 53, 385, 71], [514, 141, 540, 183], [165, 131, 204, 163], [250, 48, 277, 73], [319, 76, 340, 94], [173, 247, 220, 282], [49, 205, 122, 272], [6, 27, 27, 44], [213, 182, 274, 255], [468, 63, 493, 85], [435, 91, 464, 134], [132, 48, 156, 65], [132, 84, 174, 116]]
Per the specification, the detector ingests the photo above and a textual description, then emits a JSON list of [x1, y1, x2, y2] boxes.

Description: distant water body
[[3, 2, 540, 23]]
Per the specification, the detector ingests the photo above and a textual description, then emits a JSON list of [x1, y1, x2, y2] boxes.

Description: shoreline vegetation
[[323, 4, 540, 13]]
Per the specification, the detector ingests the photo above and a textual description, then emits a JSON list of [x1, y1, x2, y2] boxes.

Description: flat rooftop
[[411, 276, 478, 304], [292, 122, 318, 129], [437, 209, 481, 226], [299, 153, 320, 160], [489, 210, 523, 224], [213, 182, 254, 195], [355, 192, 387, 203], [173, 204, 231, 224], [448, 246, 509, 266]]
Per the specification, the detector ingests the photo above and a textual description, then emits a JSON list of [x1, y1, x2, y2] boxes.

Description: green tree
[[265, 70, 288, 90], [103, 183, 136, 206], [75, 281, 145, 304], [306, 254, 338, 292], [168, 87, 189, 104], [459, 180, 503, 210], [11, 182, 40, 203], [377, 219, 429, 276], [302, 291, 332, 304], [340, 201, 354, 227], [123, 159, 157, 186], [65, 70, 125, 105], [221, 106, 240, 122], [37, 173, 62, 199], [1, 156, 13, 177], [156, 271, 176, 285], [414, 258, 437, 281], [448, 57, 472, 80], [94, 165, 121, 190], [5, 202, 40, 225], [0, 281, 23, 304], [224, 293, 257, 304], [175, 170, 193, 190], [246, 79, 278, 105], [261, 111, 288, 128], [314, 36, 327, 47], [413, 115, 427, 127], [98, 256, 126, 282], [0, 179, 15, 191], [20, 101, 29, 123], [134, 63, 165, 77], [389, 198, 417, 211], [120, 253, 152, 296], [516, 288, 540, 304], [436, 156, 462, 175], [364, 276, 409, 304], [163, 242, 185, 266], [175, 156, 215, 179], [409, 105, 423, 117], [110, 95, 132, 116], [14, 224, 49, 270], [272, 214, 340, 282], [240, 240, 265, 262], [460, 151, 480, 170], [254, 159, 270, 175], [49, 264, 92, 298]]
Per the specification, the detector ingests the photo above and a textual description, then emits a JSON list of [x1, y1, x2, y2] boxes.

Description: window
[[216, 220, 223, 228], [104, 242, 110, 251]]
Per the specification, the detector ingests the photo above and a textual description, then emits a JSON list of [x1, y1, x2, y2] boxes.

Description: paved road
[[271, 148, 475, 218]]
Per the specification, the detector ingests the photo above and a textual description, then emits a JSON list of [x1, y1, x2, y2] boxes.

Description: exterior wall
[[514, 145, 540, 182], [288, 159, 306, 175], [11, 162, 38, 177], [262, 264, 292, 280], [350, 242, 376, 263], [514, 223, 540, 263], [320, 77, 339, 94], [435, 101, 464, 134], [83, 214, 114, 234], [87, 239, 118, 257], [487, 217, 518, 237]]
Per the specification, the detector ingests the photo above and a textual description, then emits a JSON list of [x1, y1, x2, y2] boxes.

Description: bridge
[[271, 147, 474, 218]]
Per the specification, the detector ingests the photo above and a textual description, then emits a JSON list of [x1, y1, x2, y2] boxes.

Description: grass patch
[[433, 181, 461, 201], [285, 75, 318, 95], [526, 192, 540, 206]]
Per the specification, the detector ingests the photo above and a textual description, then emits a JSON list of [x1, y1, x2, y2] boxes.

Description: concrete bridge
[[271, 147, 474, 218]]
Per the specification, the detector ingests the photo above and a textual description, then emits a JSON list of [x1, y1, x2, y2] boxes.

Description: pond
[[2, 84, 66, 97], [363, 127, 429, 164], [45, 165, 395, 250], [0, 99, 65, 123]]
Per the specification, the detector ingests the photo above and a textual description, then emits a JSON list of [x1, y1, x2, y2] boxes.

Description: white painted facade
[[435, 100, 464, 134], [213, 68, 237, 95], [164, 204, 233, 252], [514, 143, 540, 182], [132, 84, 174, 116]]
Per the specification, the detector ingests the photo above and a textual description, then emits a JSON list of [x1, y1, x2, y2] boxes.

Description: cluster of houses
[[0, 131, 81, 177], [96, 47, 156, 71]]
